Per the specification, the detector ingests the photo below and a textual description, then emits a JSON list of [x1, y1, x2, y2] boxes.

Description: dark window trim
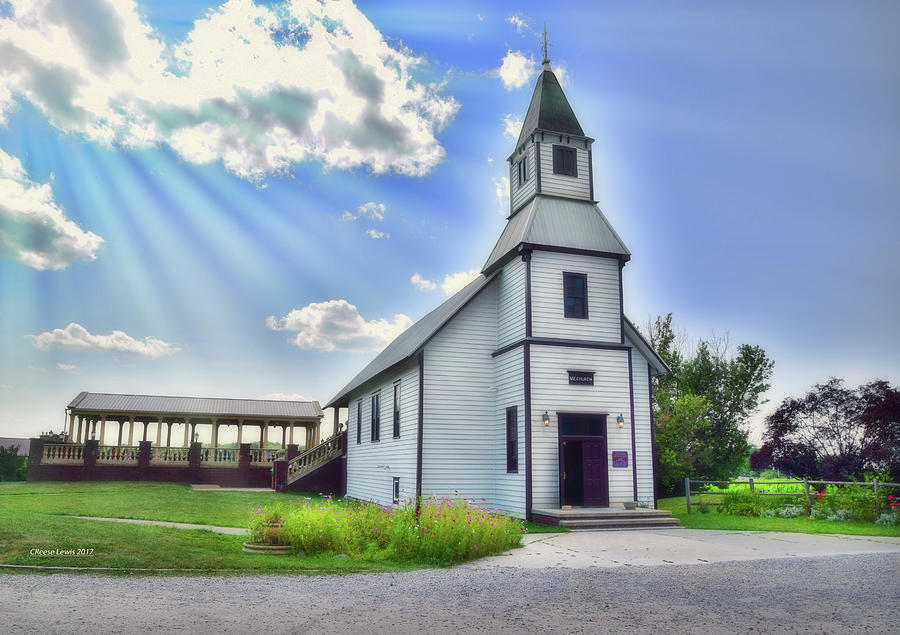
[[552, 144, 577, 177], [563, 271, 588, 319], [356, 399, 361, 444], [506, 406, 518, 473], [392, 476, 400, 505], [392, 382, 401, 438], [370, 392, 381, 442]]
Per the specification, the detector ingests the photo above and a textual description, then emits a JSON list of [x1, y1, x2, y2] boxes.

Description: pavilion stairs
[[275, 430, 347, 493], [532, 506, 680, 531]]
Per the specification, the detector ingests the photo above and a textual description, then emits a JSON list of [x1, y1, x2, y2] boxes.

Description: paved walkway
[[463, 528, 900, 569], [70, 516, 245, 535]]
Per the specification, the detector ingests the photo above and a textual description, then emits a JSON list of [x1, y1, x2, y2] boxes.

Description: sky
[[0, 0, 898, 445]]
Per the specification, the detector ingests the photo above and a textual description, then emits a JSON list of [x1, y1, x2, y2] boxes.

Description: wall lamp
[[616, 413, 625, 428], [541, 411, 550, 426]]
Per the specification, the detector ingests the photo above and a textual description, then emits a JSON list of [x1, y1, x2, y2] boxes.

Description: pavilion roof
[[67, 392, 323, 419]]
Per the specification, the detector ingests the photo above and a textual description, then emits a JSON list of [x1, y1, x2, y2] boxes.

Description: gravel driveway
[[3, 551, 899, 634]]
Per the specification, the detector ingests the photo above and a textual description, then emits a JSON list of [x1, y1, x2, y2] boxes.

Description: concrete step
[[560, 517, 681, 530], [542, 509, 674, 520]]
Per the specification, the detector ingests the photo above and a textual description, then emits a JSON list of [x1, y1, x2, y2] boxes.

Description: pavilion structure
[[64, 392, 324, 450]]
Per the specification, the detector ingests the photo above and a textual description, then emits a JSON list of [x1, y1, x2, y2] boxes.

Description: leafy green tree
[[0, 445, 26, 482], [647, 314, 774, 493], [655, 394, 711, 495]]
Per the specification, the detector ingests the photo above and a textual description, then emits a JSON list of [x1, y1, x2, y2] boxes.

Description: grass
[[659, 495, 900, 537], [0, 481, 559, 574]]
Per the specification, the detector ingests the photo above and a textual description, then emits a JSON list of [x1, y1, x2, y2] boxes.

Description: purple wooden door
[[582, 439, 608, 507]]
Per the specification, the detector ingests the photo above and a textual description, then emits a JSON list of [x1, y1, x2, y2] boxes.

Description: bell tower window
[[517, 157, 528, 185], [553, 145, 576, 176]]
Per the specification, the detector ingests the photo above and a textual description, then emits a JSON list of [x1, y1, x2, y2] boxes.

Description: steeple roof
[[516, 67, 584, 146]]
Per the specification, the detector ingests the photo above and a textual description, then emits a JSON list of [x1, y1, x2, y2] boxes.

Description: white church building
[[326, 58, 669, 523]]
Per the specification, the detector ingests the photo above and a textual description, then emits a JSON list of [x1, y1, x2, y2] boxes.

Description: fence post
[[685, 477, 692, 514], [803, 479, 811, 516], [874, 479, 878, 497], [749, 477, 754, 493]]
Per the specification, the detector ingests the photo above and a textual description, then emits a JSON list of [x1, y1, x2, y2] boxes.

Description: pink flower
[[473, 544, 478, 551]]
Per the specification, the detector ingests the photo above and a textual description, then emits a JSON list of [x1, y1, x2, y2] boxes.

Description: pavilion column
[[183, 418, 190, 447], [289, 422, 294, 445], [142, 420, 149, 442], [305, 426, 311, 449], [333, 407, 339, 436], [211, 420, 218, 447], [237, 419, 243, 445], [99, 415, 107, 445], [262, 423, 268, 449], [117, 420, 124, 446], [67, 412, 76, 442], [76, 416, 84, 445], [128, 416, 135, 445], [281, 425, 286, 448], [156, 417, 163, 446], [166, 422, 172, 447]]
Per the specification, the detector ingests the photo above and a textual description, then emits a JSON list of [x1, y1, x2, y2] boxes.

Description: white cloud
[[357, 201, 385, 221], [441, 269, 480, 296], [476, 13, 485, 22], [258, 392, 314, 402], [30, 323, 180, 358], [340, 210, 356, 222], [494, 176, 509, 215], [503, 114, 523, 140], [410, 272, 437, 291], [57, 363, 79, 373], [0, 0, 459, 181], [365, 228, 388, 239], [0, 148, 103, 270], [267, 299, 412, 353], [497, 49, 536, 90], [507, 13, 531, 34]]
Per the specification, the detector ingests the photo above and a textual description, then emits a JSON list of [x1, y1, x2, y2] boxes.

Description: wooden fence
[[684, 477, 900, 514]]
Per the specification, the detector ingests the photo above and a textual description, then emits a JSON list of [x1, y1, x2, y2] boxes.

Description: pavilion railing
[[199, 446, 239, 467], [249, 448, 281, 466], [96, 445, 139, 466], [149, 446, 189, 466], [42, 444, 84, 465], [286, 431, 346, 484]]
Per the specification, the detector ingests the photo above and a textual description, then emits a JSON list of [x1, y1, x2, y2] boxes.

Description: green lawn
[[658, 495, 900, 537], [0, 482, 558, 574]]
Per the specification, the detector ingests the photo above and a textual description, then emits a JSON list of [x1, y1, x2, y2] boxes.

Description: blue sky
[[0, 0, 897, 443]]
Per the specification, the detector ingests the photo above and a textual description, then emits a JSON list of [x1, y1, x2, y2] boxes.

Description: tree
[[754, 378, 900, 480], [654, 394, 711, 495], [647, 314, 774, 493], [0, 445, 26, 482]]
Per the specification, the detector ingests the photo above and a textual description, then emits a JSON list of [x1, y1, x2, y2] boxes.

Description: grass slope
[[0, 482, 557, 573]]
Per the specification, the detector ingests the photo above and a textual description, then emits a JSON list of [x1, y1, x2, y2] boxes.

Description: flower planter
[[623, 501, 637, 510], [264, 520, 284, 545], [242, 542, 291, 555]]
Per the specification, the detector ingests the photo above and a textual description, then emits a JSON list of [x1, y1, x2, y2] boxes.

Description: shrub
[[777, 504, 803, 518], [810, 485, 882, 522], [827, 509, 856, 522], [875, 512, 899, 526]]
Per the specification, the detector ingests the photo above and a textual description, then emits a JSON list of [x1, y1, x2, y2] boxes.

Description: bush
[[721, 491, 801, 517], [251, 497, 524, 565], [827, 509, 856, 522], [810, 485, 882, 522], [875, 512, 899, 526]]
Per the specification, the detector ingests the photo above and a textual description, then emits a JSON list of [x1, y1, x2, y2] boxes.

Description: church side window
[[506, 406, 518, 473], [393, 382, 401, 438], [371, 392, 381, 442], [563, 272, 588, 319], [356, 399, 362, 444]]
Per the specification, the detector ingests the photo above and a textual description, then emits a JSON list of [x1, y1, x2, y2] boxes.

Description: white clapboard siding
[[531, 250, 621, 342], [345, 358, 420, 506], [422, 282, 499, 504], [510, 142, 537, 212], [630, 347, 656, 507], [496, 257, 526, 348], [530, 345, 635, 507], [493, 347, 525, 517], [538, 140, 591, 201]]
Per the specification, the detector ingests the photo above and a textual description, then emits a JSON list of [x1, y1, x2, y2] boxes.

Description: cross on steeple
[[541, 22, 551, 67]]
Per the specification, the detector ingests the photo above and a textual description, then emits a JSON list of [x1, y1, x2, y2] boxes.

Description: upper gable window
[[553, 146, 577, 177], [563, 272, 588, 319], [517, 157, 528, 186]]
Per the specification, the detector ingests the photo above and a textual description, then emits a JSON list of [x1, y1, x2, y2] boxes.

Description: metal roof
[[326, 273, 495, 408], [67, 392, 323, 419], [517, 68, 584, 146], [483, 196, 631, 273]]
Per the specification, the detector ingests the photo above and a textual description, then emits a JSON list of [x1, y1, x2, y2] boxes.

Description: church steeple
[[516, 65, 583, 146]]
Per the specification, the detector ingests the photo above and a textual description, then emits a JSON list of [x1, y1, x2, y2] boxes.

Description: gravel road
[[3, 553, 899, 634]]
